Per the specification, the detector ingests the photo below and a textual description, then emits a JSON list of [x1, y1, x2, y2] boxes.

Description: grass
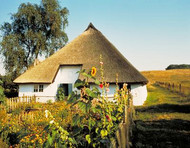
[[145, 84, 190, 106], [132, 70, 190, 148], [142, 69, 190, 87]]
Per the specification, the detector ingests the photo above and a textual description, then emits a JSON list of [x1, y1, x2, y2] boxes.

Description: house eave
[[14, 82, 52, 84]]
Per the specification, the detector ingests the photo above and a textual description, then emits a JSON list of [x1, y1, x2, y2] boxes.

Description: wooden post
[[172, 83, 174, 92], [168, 83, 170, 90], [179, 84, 182, 94]]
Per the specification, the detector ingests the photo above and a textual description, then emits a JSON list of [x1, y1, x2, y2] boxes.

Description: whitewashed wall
[[90, 83, 147, 105], [19, 66, 81, 103], [90, 84, 116, 100], [131, 84, 147, 106]]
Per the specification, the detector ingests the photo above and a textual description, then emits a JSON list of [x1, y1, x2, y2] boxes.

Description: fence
[[156, 81, 190, 96], [6, 96, 37, 113], [112, 93, 134, 148], [16, 109, 40, 123], [0, 96, 39, 124]]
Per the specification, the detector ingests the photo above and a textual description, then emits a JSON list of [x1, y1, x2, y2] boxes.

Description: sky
[[0, 0, 189, 75]]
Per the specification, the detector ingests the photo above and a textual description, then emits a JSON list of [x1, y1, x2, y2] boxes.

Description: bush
[[56, 87, 66, 101]]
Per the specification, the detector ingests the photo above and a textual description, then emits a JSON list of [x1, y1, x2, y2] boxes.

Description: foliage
[[0, 0, 69, 78], [0, 61, 129, 147], [166, 64, 190, 70], [0, 102, 72, 147], [43, 110, 76, 147], [63, 67, 127, 147], [56, 86, 66, 101], [0, 75, 18, 98], [0, 81, 6, 104]]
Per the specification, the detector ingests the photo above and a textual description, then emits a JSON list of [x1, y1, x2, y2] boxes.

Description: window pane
[[34, 85, 38, 92], [39, 85, 43, 92]]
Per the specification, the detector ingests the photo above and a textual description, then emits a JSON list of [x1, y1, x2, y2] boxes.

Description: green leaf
[[48, 134, 53, 145], [85, 88, 98, 98], [85, 134, 91, 144], [74, 79, 85, 89], [100, 130, 108, 138], [92, 87, 101, 95], [67, 91, 80, 104], [111, 116, 117, 121], [81, 72, 92, 79], [78, 101, 87, 113], [72, 114, 81, 126], [95, 128, 99, 134], [52, 130, 57, 141], [77, 69, 85, 73], [95, 79, 100, 85], [88, 118, 96, 130]]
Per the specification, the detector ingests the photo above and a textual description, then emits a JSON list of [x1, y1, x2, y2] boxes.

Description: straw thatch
[[14, 23, 148, 84]]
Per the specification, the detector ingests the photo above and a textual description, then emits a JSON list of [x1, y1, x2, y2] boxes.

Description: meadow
[[132, 69, 190, 148], [142, 69, 190, 87]]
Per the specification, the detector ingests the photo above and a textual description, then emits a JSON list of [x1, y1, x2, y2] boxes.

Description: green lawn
[[132, 84, 190, 148]]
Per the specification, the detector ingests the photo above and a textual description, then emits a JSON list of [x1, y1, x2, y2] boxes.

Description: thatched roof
[[14, 23, 148, 84]]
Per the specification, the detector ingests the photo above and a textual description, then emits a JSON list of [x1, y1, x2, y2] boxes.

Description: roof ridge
[[85, 22, 98, 31]]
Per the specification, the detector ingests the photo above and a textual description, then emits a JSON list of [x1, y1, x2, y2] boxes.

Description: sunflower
[[91, 67, 97, 77]]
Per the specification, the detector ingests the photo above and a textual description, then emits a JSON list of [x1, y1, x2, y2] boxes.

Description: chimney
[[34, 59, 40, 66]]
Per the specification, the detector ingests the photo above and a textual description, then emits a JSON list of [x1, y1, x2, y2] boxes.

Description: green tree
[[166, 64, 190, 70], [0, 79, 5, 104], [0, 0, 69, 78]]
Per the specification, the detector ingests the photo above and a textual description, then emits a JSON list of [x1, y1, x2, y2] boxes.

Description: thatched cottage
[[14, 23, 148, 105]]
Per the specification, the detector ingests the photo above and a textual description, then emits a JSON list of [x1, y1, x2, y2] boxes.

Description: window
[[39, 85, 43, 92], [34, 84, 44, 92], [34, 85, 38, 92]]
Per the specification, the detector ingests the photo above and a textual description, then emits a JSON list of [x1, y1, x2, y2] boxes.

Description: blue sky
[[0, 0, 189, 75]]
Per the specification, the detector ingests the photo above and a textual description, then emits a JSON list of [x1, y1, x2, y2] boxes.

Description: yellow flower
[[91, 67, 97, 77]]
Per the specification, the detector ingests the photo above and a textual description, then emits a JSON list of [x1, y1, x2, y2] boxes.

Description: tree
[[0, 0, 69, 79], [166, 64, 190, 70]]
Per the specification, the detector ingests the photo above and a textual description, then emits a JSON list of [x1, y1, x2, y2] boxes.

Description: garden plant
[[0, 58, 131, 147]]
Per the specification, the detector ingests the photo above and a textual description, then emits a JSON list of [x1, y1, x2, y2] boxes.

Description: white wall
[[19, 66, 81, 103], [19, 84, 55, 103], [90, 83, 147, 105], [43, 65, 81, 98], [131, 84, 147, 106], [90, 84, 116, 99]]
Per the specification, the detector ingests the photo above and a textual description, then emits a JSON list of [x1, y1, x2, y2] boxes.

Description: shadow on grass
[[135, 104, 190, 113], [132, 119, 190, 148]]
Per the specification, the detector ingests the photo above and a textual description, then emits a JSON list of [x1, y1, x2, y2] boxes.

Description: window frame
[[39, 84, 44, 92], [33, 84, 44, 92], [34, 84, 39, 92]]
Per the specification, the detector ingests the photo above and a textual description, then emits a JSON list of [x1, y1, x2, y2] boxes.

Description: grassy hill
[[131, 69, 190, 148], [142, 69, 190, 87]]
